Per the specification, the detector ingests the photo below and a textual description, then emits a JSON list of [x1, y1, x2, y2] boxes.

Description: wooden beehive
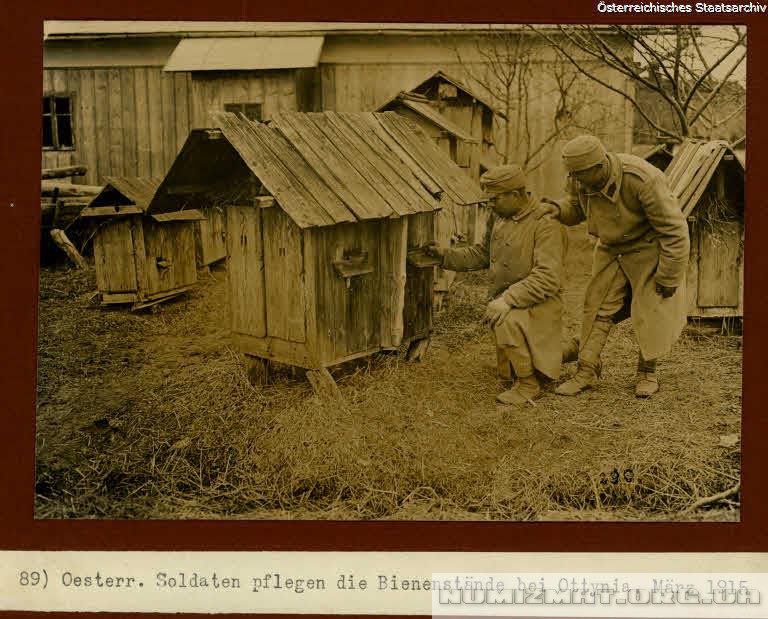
[[148, 111, 485, 393], [80, 177, 204, 310], [376, 71, 501, 247], [665, 140, 745, 319]]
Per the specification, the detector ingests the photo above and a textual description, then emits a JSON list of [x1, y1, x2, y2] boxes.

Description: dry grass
[[35, 227, 742, 521]]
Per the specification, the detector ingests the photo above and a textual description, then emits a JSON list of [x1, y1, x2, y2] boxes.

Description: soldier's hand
[[655, 282, 677, 298], [425, 242, 444, 259], [483, 297, 511, 328]]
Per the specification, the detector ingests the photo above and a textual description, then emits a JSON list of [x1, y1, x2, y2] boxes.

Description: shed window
[[225, 103, 262, 121], [42, 95, 74, 150]]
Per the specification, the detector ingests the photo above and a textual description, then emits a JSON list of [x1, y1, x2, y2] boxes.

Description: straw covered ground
[[35, 226, 742, 521]]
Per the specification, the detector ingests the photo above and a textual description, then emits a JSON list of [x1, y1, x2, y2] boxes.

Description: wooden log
[[41, 181, 102, 197], [41, 165, 88, 180], [50, 228, 87, 269], [54, 197, 92, 206]]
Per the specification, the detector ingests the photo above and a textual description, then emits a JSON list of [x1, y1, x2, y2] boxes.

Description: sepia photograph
[[35, 21, 745, 522]]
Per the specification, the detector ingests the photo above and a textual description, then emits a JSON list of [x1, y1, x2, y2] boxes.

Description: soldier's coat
[[556, 152, 690, 360], [442, 195, 567, 379]]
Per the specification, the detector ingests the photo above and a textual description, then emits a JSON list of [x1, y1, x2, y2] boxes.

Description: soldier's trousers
[[595, 266, 630, 319], [494, 321, 533, 380], [588, 266, 655, 363]]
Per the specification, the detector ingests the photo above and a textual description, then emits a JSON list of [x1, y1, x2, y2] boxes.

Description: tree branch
[[688, 48, 746, 126], [530, 26, 681, 139], [683, 32, 746, 109]]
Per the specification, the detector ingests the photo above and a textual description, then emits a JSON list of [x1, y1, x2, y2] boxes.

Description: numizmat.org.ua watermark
[[430, 573, 765, 616]]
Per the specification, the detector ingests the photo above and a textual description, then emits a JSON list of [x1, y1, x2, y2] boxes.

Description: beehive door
[[140, 220, 197, 297], [314, 222, 381, 362], [697, 222, 742, 308], [378, 217, 407, 348], [198, 206, 227, 266], [262, 208, 306, 343], [93, 218, 138, 293], [403, 212, 434, 340], [338, 222, 380, 355], [226, 206, 266, 338]]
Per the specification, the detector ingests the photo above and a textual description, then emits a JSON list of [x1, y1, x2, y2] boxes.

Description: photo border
[[1, 0, 764, 583]]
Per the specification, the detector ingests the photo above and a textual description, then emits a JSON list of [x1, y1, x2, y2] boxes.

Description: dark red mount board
[[0, 0, 765, 617]]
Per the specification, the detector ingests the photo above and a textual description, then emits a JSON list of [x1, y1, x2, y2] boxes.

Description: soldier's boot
[[635, 354, 659, 398], [496, 346, 540, 406], [562, 336, 580, 364], [555, 317, 612, 396]]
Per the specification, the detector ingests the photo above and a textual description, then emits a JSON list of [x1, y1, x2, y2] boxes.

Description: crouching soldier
[[427, 164, 567, 407], [546, 135, 690, 398]]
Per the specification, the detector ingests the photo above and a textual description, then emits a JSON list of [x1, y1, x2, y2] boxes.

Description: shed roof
[[379, 92, 478, 143], [664, 139, 745, 217], [148, 111, 484, 228], [163, 36, 324, 71], [44, 22, 629, 39]]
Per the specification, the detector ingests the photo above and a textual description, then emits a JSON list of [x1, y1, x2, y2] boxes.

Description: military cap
[[562, 135, 607, 172], [480, 164, 526, 196]]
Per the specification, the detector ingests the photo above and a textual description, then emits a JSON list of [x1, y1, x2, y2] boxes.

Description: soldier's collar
[[509, 192, 537, 222], [598, 153, 623, 203]]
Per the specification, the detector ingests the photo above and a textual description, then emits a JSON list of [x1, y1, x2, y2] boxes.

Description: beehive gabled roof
[[415, 70, 504, 118], [89, 176, 164, 210], [665, 139, 745, 217], [378, 92, 479, 143], [83, 176, 205, 221], [152, 111, 484, 228]]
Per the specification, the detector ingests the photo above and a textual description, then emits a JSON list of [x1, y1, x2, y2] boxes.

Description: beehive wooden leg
[[245, 355, 272, 386], [433, 291, 446, 313], [406, 337, 431, 362], [306, 367, 341, 399]]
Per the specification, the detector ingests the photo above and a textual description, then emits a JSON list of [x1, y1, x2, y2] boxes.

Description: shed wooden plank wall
[[42, 67, 306, 186], [190, 70, 305, 128], [43, 68, 193, 185]]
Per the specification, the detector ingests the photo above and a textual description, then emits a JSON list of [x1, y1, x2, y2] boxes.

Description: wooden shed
[[664, 139, 745, 319], [80, 176, 204, 310], [148, 110, 484, 393]]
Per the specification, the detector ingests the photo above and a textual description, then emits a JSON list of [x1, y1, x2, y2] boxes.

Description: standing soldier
[[548, 135, 690, 398], [427, 164, 568, 407]]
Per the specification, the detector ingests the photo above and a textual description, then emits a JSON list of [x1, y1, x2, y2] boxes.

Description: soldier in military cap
[[545, 135, 690, 398], [427, 164, 568, 407]]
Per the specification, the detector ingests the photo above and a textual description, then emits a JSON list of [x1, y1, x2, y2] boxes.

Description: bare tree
[[448, 28, 614, 170], [528, 25, 746, 142]]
